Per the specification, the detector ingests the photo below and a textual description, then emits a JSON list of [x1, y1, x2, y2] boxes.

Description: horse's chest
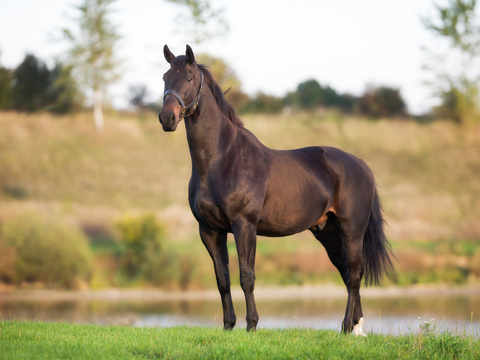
[[189, 186, 227, 230]]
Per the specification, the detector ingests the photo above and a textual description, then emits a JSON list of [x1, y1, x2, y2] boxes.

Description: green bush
[[1, 212, 93, 288], [115, 214, 201, 289], [357, 85, 407, 118], [115, 213, 166, 281], [0, 235, 16, 283]]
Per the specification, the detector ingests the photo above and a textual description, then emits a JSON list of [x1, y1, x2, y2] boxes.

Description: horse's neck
[[185, 90, 239, 178]]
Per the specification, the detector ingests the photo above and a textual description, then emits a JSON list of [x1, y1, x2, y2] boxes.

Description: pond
[[1, 286, 479, 336]]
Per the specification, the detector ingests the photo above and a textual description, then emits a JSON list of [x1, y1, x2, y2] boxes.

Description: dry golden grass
[[244, 113, 480, 241], [1, 110, 480, 287], [1, 110, 480, 243]]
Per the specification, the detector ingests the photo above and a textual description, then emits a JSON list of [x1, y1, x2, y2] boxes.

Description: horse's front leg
[[199, 226, 236, 330], [232, 218, 259, 331]]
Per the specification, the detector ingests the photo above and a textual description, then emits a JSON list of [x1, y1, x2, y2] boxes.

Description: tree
[[0, 53, 13, 109], [48, 62, 84, 114], [62, 0, 122, 130], [128, 84, 160, 113], [240, 92, 284, 114], [9, 54, 82, 114], [357, 85, 407, 118], [287, 79, 344, 111], [12, 54, 51, 112], [422, 0, 480, 123], [129, 84, 149, 109], [296, 79, 324, 110], [165, 0, 242, 108], [195, 53, 247, 109], [166, 0, 229, 45]]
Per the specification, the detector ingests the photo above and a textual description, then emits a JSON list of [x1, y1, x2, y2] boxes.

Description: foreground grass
[[1, 321, 479, 359]]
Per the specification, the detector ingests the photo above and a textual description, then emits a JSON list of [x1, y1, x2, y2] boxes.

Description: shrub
[[0, 235, 15, 283], [115, 213, 166, 281], [1, 212, 93, 288], [115, 214, 200, 289], [240, 92, 284, 114], [357, 85, 407, 118]]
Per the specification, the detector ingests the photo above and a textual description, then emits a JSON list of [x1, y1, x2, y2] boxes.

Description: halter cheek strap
[[163, 71, 204, 118]]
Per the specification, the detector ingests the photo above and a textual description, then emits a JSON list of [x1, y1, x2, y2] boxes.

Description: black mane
[[198, 64, 244, 128]]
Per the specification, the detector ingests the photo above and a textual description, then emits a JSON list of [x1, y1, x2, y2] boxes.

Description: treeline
[[0, 52, 408, 119], [0, 54, 83, 114], [239, 79, 407, 118]]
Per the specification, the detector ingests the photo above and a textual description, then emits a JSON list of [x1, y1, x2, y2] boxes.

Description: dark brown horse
[[158, 45, 395, 335]]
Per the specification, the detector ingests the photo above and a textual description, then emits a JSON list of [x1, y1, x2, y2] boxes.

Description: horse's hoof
[[246, 324, 257, 332], [341, 320, 352, 334], [352, 317, 367, 337], [223, 323, 235, 331]]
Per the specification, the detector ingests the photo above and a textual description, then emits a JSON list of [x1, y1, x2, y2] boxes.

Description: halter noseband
[[163, 71, 204, 117]]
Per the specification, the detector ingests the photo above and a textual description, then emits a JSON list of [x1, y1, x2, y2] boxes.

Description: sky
[[0, 0, 440, 114]]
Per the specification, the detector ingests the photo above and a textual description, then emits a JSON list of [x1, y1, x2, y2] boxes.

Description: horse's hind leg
[[311, 212, 366, 335], [339, 216, 367, 336], [310, 212, 348, 286], [341, 232, 365, 335], [199, 226, 236, 330]]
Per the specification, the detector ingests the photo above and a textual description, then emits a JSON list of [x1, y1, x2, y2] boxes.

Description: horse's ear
[[186, 44, 196, 65], [164, 45, 175, 64]]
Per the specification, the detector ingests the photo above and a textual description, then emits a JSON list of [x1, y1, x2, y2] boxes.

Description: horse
[[158, 45, 395, 335]]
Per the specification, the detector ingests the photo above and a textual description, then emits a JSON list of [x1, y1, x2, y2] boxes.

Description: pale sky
[[0, 0, 440, 114]]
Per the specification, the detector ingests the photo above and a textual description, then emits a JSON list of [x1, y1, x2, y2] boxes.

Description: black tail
[[363, 189, 396, 286]]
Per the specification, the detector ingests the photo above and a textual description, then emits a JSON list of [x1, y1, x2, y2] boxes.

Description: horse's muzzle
[[158, 109, 180, 132]]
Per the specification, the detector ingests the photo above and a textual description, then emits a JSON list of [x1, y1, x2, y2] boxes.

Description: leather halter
[[163, 71, 204, 117]]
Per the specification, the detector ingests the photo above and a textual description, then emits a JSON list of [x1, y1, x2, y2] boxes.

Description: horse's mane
[[198, 64, 244, 128]]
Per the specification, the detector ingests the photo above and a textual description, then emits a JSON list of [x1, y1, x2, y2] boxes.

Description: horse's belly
[[257, 206, 325, 237], [257, 185, 331, 237], [256, 221, 304, 237], [256, 217, 312, 236]]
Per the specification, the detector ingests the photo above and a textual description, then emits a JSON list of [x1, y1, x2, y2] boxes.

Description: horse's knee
[[240, 268, 255, 292], [216, 277, 230, 294]]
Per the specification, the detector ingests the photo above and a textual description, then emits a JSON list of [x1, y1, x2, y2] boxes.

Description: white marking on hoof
[[352, 317, 367, 337]]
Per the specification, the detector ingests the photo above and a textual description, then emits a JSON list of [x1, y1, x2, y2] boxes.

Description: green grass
[[1, 321, 479, 359]]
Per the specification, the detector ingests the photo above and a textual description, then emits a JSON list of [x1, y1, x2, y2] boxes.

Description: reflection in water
[[1, 289, 479, 336]]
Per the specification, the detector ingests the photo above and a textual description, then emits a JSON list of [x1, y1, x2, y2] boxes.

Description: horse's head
[[158, 45, 204, 132]]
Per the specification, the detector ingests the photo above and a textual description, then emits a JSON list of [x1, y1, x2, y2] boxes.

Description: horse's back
[[267, 145, 373, 189]]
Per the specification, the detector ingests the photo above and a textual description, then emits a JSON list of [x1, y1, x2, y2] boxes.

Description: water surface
[[1, 286, 479, 336]]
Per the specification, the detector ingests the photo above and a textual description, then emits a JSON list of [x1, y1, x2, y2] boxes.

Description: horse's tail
[[363, 188, 396, 286]]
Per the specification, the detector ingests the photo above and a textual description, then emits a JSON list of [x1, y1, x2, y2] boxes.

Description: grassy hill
[[1, 110, 479, 287]]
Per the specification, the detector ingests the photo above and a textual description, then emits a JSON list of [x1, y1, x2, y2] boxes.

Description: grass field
[[0, 322, 480, 360], [1, 321, 479, 359], [1, 110, 480, 288], [1, 110, 479, 240]]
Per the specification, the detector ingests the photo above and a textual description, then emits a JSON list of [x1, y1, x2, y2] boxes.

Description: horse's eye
[[187, 77, 193, 82]]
